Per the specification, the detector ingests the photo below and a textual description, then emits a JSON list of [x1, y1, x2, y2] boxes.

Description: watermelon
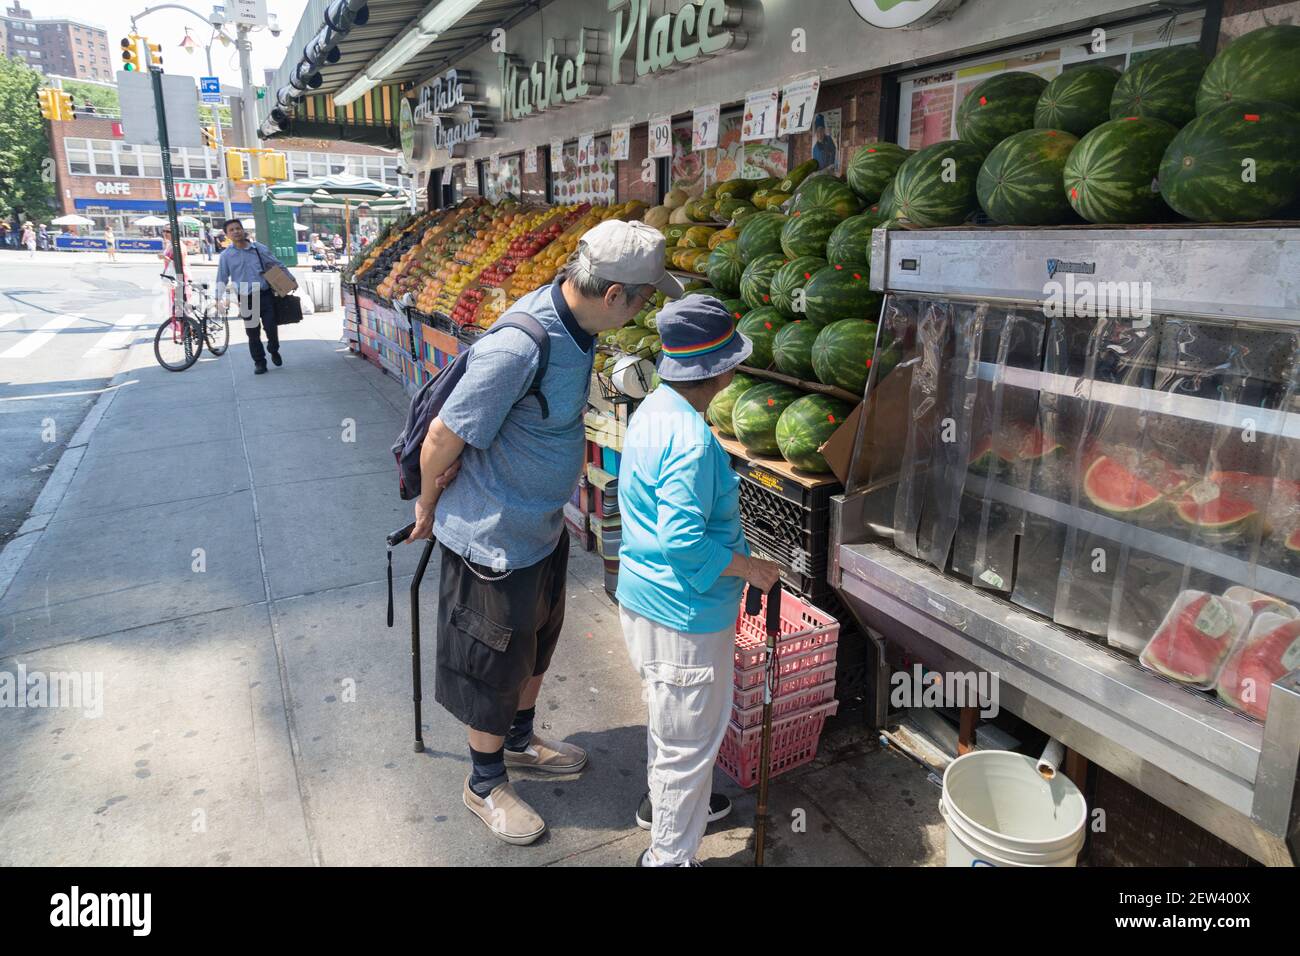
[[890, 140, 986, 227], [1034, 65, 1121, 136], [1174, 481, 1258, 529], [721, 298, 747, 322], [1083, 455, 1162, 513], [732, 383, 803, 457], [956, 72, 1048, 153], [846, 142, 911, 203], [735, 308, 788, 369], [791, 176, 861, 219], [739, 253, 787, 310], [812, 319, 879, 395], [825, 212, 882, 270], [870, 180, 898, 219], [976, 128, 1080, 225], [1063, 116, 1180, 223], [772, 318, 828, 380], [769, 255, 827, 319], [737, 212, 788, 263], [803, 265, 881, 324], [1141, 592, 1246, 685], [1196, 25, 1300, 115], [684, 287, 726, 302], [780, 208, 840, 259], [1217, 614, 1300, 719], [1158, 100, 1300, 222], [706, 372, 759, 437], [1110, 45, 1207, 127], [776, 394, 854, 473], [705, 240, 745, 295]]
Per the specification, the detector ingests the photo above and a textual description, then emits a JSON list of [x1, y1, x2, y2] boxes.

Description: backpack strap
[[485, 312, 551, 419]]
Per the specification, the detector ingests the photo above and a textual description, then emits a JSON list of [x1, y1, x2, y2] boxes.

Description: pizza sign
[[848, 0, 966, 29]]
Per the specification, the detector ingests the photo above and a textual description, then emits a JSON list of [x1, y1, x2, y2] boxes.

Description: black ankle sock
[[504, 707, 536, 752], [469, 746, 506, 796]]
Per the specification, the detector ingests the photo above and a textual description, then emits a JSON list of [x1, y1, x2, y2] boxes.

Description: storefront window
[[117, 143, 140, 177], [551, 136, 615, 206], [140, 146, 163, 179], [67, 138, 91, 175], [289, 151, 309, 180], [309, 153, 328, 177], [485, 155, 523, 203], [895, 12, 1204, 148], [90, 139, 115, 175], [670, 110, 788, 199]]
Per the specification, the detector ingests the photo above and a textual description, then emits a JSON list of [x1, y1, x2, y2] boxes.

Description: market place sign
[[499, 32, 602, 122], [847, 0, 966, 29], [413, 69, 483, 151], [609, 0, 743, 80]]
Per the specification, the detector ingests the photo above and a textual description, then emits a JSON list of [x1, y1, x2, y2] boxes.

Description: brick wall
[[785, 74, 886, 171], [616, 124, 658, 206], [1218, 0, 1300, 42]]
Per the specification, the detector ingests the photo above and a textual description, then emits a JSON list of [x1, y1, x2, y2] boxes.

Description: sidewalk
[[0, 308, 940, 866]]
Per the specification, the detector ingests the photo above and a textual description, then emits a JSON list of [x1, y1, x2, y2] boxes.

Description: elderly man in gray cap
[[409, 218, 683, 846]]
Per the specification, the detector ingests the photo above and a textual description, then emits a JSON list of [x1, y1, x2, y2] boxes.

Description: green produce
[[707, 373, 759, 436], [790, 176, 861, 218], [684, 287, 727, 302], [663, 224, 690, 246], [956, 72, 1048, 153], [732, 383, 804, 456], [721, 297, 747, 321], [1196, 25, 1300, 115], [1109, 45, 1207, 127], [976, 128, 1080, 225], [826, 212, 885, 270], [777, 158, 820, 194], [812, 319, 879, 395], [1034, 66, 1120, 136], [736, 308, 788, 368], [846, 142, 911, 203], [680, 225, 718, 248], [776, 394, 854, 473], [1158, 100, 1300, 221], [715, 197, 750, 220], [739, 252, 788, 310], [890, 140, 986, 226], [772, 318, 828, 380], [705, 240, 745, 295], [686, 198, 715, 222], [715, 178, 760, 199], [1063, 116, 1179, 223], [870, 180, 898, 219], [780, 209, 841, 258], [730, 203, 760, 223], [737, 212, 788, 263], [803, 265, 882, 324], [769, 255, 827, 318]]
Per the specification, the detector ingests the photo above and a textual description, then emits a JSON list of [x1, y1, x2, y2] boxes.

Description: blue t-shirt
[[434, 282, 593, 570], [616, 383, 748, 634]]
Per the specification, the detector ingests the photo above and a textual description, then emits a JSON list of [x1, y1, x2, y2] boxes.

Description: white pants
[[619, 606, 735, 866]]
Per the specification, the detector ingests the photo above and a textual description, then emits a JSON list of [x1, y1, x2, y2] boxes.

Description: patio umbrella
[[293, 222, 308, 232], [177, 215, 203, 227], [134, 215, 170, 227], [51, 214, 94, 226], [267, 174, 408, 252]]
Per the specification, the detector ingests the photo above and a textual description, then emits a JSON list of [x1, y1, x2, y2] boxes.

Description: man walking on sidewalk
[[215, 218, 295, 375], [408, 220, 682, 845]]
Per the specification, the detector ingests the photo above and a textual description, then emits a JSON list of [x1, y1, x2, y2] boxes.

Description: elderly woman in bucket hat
[[617, 295, 782, 867]]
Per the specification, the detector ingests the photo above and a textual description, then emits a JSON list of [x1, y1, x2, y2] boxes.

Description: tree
[[0, 55, 55, 224], [61, 78, 118, 114]]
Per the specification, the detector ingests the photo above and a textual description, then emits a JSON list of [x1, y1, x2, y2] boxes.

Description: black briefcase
[[273, 292, 304, 325]]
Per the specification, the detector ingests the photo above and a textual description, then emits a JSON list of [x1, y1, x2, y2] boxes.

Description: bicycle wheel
[[204, 314, 230, 356], [154, 316, 202, 371]]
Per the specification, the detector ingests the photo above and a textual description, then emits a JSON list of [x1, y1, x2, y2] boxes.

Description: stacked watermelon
[[976, 128, 1079, 225]]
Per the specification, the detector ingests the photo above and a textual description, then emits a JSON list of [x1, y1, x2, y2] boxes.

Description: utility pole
[[237, 23, 260, 149]]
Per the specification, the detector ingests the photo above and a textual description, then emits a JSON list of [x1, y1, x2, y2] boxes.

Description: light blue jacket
[[616, 383, 748, 633]]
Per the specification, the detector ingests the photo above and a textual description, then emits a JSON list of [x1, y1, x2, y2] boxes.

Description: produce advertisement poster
[[778, 75, 821, 136], [648, 113, 672, 159], [550, 138, 564, 171], [671, 113, 788, 197], [553, 136, 615, 206], [742, 88, 779, 142], [692, 103, 720, 151], [577, 131, 596, 167], [524, 146, 538, 174], [486, 154, 521, 203], [813, 108, 842, 175], [610, 123, 630, 161]]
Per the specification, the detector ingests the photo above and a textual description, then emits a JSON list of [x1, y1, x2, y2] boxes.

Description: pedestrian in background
[[104, 226, 117, 262], [616, 295, 781, 867], [22, 222, 36, 258], [38, 224, 49, 251], [216, 217, 295, 375]]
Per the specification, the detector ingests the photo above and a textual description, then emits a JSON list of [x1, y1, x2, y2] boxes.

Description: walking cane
[[750, 581, 782, 867], [387, 522, 434, 753]]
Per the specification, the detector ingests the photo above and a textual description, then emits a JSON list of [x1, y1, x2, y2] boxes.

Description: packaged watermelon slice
[[1139, 590, 1251, 688], [1216, 612, 1300, 720], [1222, 586, 1299, 621]]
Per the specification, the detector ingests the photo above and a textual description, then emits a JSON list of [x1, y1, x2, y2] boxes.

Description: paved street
[[0, 251, 939, 867]]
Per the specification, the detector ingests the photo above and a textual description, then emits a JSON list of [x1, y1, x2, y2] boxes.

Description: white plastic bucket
[[939, 750, 1087, 867]]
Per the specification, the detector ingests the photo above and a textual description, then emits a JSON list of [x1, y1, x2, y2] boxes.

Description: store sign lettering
[[413, 70, 482, 150], [847, 0, 966, 30], [610, 0, 741, 80], [499, 34, 599, 121], [94, 181, 131, 195]]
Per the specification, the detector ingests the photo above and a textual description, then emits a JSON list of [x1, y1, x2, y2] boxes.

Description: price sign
[[577, 131, 595, 167], [692, 103, 720, 151], [490, 151, 501, 173], [524, 146, 538, 174], [648, 113, 672, 159], [778, 75, 821, 137], [742, 88, 779, 142], [550, 138, 564, 171], [610, 123, 630, 161]]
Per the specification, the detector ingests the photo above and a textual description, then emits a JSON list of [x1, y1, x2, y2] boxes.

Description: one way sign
[[200, 76, 221, 104]]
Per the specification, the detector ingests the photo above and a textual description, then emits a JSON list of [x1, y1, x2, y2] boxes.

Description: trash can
[[302, 274, 337, 313]]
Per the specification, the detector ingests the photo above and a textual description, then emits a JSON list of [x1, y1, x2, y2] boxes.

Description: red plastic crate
[[734, 641, 839, 690], [733, 661, 839, 710], [716, 700, 839, 788], [732, 679, 838, 729], [734, 589, 840, 670]]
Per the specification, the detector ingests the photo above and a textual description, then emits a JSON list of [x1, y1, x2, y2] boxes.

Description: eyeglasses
[[626, 285, 655, 309]]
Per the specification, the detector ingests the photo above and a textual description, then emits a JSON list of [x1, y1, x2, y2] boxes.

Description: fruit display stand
[[830, 224, 1300, 865], [341, 282, 360, 352]]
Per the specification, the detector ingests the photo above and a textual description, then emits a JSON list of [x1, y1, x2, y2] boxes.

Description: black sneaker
[[635, 792, 732, 830], [254, 362, 268, 375], [270, 351, 283, 367]]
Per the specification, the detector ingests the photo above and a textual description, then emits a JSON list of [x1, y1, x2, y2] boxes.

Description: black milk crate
[[429, 311, 457, 335], [457, 325, 486, 347], [738, 482, 832, 578]]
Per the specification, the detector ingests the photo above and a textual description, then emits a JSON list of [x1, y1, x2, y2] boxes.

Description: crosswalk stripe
[[86, 313, 148, 355], [0, 314, 81, 359], [0, 313, 20, 331]]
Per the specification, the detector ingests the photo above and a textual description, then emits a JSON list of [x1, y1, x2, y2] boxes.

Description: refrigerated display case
[[830, 225, 1300, 865]]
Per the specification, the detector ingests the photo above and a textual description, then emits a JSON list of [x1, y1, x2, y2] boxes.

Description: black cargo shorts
[[434, 529, 569, 736]]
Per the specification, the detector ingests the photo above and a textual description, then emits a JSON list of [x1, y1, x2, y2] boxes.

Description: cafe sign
[[609, 0, 744, 81]]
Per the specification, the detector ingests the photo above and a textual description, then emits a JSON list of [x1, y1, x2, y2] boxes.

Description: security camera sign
[[225, 0, 268, 27]]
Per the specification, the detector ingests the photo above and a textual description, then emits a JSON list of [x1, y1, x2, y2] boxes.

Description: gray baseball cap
[[578, 219, 684, 298]]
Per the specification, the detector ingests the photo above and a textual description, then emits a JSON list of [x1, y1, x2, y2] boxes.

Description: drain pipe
[[1037, 737, 1066, 779]]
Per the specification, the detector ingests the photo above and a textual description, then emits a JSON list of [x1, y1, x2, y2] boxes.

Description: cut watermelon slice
[[1083, 455, 1162, 514], [1141, 591, 1248, 685], [1216, 614, 1300, 720], [1287, 529, 1300, 552], [1174, 481, 1258, 528]]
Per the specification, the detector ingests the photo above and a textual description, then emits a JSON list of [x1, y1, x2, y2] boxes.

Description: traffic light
[[121, 35, 141, 72], [202, 125, 219, 149], [146, 41, 163, 70], [55, 91, 73, 120], [257, 151, 287, 182], [225, 149, 247, 181], [37, 88, 55, 120]]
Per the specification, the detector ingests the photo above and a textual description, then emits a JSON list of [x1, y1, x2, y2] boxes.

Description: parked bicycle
[[154, 275, 230, 371]]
